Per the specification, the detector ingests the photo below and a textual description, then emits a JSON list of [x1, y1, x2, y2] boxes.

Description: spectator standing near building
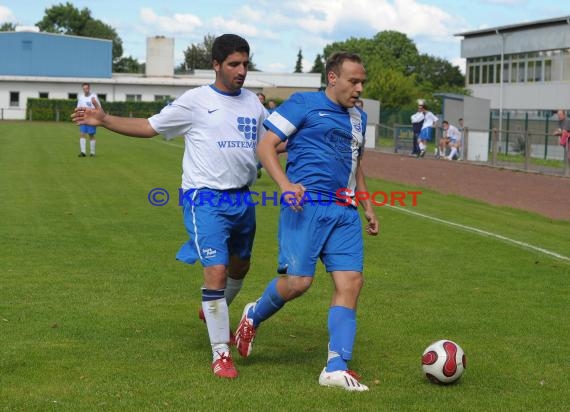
[[410, 103, 424, 156], [554, 110, 570, 160]]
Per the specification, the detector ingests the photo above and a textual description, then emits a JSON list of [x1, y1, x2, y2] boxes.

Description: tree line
[[1, 2, 467, 113]]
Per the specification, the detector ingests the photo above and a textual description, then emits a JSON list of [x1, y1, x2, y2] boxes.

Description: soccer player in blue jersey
[[72, 34, 267, 379], [235, 52, 379, 391]]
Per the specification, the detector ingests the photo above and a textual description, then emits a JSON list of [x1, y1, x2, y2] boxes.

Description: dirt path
[[361, 151, 570, 220]]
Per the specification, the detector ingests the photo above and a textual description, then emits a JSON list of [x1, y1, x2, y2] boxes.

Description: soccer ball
[[422, 339, 466, 384]]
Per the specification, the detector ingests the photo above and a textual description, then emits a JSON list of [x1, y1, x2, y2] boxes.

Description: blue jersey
[[264, 91, 367, 201]]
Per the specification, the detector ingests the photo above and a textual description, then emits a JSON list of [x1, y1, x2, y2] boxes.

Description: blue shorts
[[176, 188, 256, 267], [80, 125, 97, 135], [277, 202, 363, 276], [419, 128, 433, 141]]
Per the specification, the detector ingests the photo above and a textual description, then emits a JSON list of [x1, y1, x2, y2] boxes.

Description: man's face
[[214, 51, 249, 93], [82, 84, 90, 95], [327, 60, 366, 108], [558, 111, 566, 121]]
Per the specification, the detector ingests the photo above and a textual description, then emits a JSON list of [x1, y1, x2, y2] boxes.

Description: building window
[[9, 92, 19, 107], [544, 60, 552, 81], [68, 93, 78, 100], [98, 94, 107, 102], [517, 61, 525, 82], [39, 92, 49, 98], [502, 62, 509, 83], [563, 49, 570, 81], [154, 95, 169, 101], [126, 94, 142, 102]]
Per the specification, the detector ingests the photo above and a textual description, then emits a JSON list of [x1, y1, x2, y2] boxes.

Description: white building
[[0, 32, 321, 120], [456, 16, 570, 112]]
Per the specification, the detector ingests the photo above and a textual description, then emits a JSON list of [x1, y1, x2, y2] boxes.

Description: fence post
[[56, 109, 60, 122], [393, 126, 398, 153], [524, 131, 530, 171], [1, 108, 3, 120], [564, 143, 570, 177], [491, 128, 498, 166], [463, 127, 469, 161]]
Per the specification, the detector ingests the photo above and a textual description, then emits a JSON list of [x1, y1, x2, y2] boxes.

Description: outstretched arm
[[72, 97, 157, 138]]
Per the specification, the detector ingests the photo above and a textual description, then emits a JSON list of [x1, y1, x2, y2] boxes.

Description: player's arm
[[257, 130, 304, 210], [72, 97, 157, 138], [355, 158, 379, 236]]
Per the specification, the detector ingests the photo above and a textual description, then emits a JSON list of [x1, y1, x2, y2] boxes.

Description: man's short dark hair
[[325, 52, 363, 81], [442, 120, 449, 126], [212, 34, 250, 65]]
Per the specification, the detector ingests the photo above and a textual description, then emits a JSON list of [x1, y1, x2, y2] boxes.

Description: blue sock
[[250, 278, 285, 327], [326, 306, 356, 372]]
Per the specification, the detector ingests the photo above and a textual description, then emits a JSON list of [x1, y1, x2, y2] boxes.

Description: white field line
[[386, 205, 570, 263], [152, 137, 569, 263]]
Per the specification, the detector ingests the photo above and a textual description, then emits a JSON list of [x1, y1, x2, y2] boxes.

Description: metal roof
[[455, 15, 570, 37]]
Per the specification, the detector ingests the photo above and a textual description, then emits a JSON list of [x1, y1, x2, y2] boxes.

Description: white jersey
[[148, 85, 267, 191], [77, 92, 99, 109], [421, 111, 438, 129], [446, 124, 462, 143]]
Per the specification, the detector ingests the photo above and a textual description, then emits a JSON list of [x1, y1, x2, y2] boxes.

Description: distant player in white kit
[[72, 34, 267, 379], [76, 83, 100, 157]]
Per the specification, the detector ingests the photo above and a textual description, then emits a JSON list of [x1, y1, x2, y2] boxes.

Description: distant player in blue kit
[[72, 34, 267, 379], [235, 52, 379, 391], [76, 83, 100, 157]]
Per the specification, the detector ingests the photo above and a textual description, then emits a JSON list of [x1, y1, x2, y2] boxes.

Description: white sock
[[202, 297, 230, 350], [80, 138, 86, 153], [225, 277, 244, 306], [212, 344, 230, 361], [90, 139, 96, 155], [419, 142, 426, 151], [449, 147, 458, 159]]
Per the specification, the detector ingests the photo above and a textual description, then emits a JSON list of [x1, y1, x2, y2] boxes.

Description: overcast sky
[[1, 1, 568, 73]]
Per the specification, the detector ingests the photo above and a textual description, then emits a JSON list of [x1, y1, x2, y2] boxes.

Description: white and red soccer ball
[[422, 339, 466, 384]]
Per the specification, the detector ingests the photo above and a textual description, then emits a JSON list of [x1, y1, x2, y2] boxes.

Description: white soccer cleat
[[318, 368, 369, 392]]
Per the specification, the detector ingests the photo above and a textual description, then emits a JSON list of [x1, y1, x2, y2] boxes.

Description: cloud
[[139, 7, 203, 34], [0, 5, 16, 23]]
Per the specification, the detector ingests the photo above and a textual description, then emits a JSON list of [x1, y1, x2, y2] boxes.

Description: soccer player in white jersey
[[417, 103, 438, 158], [441, 120, 462, 160], [76, 83, 100, 157], [72, 34, 267, 379], [235, 52, 379, 391]]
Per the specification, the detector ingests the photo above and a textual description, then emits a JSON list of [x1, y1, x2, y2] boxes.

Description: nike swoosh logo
[[208, 109, 219, 114], [318, 112, 330, 116]]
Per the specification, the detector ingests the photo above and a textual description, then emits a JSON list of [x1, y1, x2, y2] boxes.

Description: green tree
[[35, 2, 126, 70], [0, 22, 17, 31], [413, 53, 464, 90], [176, 33, 258, 73], [114, 56, 144, 73], [310, 53, 325, 85], [320, 30, 465, 111], [294, 48, 303, 73]]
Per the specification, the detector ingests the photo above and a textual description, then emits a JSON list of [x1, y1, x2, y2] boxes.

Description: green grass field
[[1, 121, 569, 411]]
